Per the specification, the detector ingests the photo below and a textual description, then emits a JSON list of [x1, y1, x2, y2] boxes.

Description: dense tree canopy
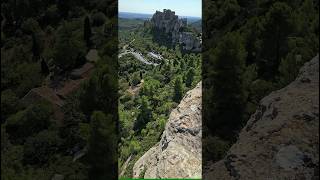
[[203, 0, 319, 164], [1, 0, 118, 179], [207, 32, 247, 139]]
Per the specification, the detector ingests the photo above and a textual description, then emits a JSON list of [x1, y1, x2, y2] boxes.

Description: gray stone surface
[[148, 9, 201, 52], [51, 174, 64, 180], [204, 55, 319, 180], [133, 82, 202, 178], [276, 145, 305, 170]]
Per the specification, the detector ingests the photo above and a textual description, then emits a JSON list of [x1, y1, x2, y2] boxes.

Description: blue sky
[[119, 0, 202, 17]]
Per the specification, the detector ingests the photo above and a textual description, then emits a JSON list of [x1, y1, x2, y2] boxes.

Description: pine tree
[[185, 68, 195, 87], [173, 77, 183, 103], [87, 111, 117, 180], [84, 16, 92, 47], [80, 64, 118, 116], [53, 22, 86, 69], [259, 2, 293, 80], [208, 32, 247, 140], [32, 33, 40, 60], [134, 96, 152, 131], [278, 51, 300, 86]]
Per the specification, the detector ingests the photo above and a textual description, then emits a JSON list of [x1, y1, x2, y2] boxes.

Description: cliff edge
[[133, 55, 319, 179], [204, 55, 319, 179], [133, 82, 202, 178]]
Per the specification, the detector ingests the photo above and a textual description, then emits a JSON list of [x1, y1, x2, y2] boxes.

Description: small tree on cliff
[[185, 68, 195, 87], [173, 76, 183, 103]]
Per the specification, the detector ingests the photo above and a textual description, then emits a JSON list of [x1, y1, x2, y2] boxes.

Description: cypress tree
[[84, 16, 92, 47], [32, 33, 40, 60]]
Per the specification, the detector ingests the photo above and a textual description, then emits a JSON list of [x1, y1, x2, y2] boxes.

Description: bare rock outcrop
[[204, 55, 319, 180], [148, 9, 201, 52], [133, 82, 202, 178]]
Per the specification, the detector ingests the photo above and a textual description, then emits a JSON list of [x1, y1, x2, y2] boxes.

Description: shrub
[[131, 72, 141, 86], [5, 102, 52, 143], [53, 22, 86, 70], [23, 130, 62, 164], [1, 89, 19, 120]]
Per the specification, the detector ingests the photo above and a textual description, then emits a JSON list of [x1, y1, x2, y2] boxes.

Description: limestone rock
[[179, 32, 201, 51], [148, 9, 201, 52], [204, 55, 319, 180], [133, 82, 202, 178]]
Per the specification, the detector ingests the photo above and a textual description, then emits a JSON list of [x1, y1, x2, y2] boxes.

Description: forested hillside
[[118, 13, 202, 177], [203, 0, 319, 165], [1, 0, 118, 179]]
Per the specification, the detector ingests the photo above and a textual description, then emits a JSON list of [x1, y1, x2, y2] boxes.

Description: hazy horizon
[[119, 0, 202, 18], [119, 11, 202, 19]]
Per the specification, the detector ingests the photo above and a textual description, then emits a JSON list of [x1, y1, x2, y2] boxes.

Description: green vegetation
[[87, 111, 117, 180], [203, 0, 319, 163], [118, 17, 201, 178], [84, 16, 92, 47], [1, 0, 118, 179], [53, 21, 86, 69], [2, 0, 318, 179], [207, 32, 247, 140]]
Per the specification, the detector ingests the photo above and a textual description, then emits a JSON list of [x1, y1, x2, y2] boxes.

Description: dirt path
[[119, 50, 159, 66]]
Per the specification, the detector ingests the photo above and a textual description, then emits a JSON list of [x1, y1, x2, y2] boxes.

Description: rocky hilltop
[[133, 82, 202, 178], [133, 55, 319, 179], [204, 55, 319, 179], [147, 9, 201, 52]]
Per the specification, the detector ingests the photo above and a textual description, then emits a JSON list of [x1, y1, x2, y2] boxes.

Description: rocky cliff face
[[133, 55, 319, 179], [204, 55, 319, 180], [150, 9, 187, 34], [148, 9, 201, 52], [133, 82, 202, 178], [133, 56, 319, 179]]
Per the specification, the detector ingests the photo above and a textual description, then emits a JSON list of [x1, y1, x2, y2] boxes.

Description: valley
[[118, 10, 202, 178]]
